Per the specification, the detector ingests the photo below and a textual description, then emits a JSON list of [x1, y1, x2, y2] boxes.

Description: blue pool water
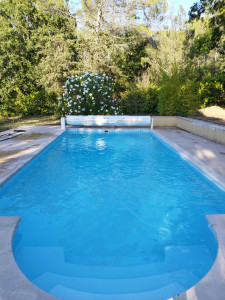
[[0, 129, 224, 300]]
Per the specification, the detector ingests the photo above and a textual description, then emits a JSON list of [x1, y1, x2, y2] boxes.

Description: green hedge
[[199, 74, 225, 108], [120, 86, 159, 115], [158, 66, 201, 116]]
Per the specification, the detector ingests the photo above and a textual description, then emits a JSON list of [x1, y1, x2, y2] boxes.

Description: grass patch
[[0, 115, 60, 133]]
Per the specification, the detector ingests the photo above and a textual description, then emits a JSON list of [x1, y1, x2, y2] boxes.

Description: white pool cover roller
[[66, 115, 151, 126]]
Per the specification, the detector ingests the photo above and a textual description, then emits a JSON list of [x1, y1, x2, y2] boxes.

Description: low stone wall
[[151, 116, 177, 127], [177, 117, 225, 145], [152, 116, 225, 145]]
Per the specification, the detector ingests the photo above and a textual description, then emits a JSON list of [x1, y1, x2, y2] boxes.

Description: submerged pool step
[[33, 268, 197, 295], [49, 281, 185, 300], [17, 244, 210, 281]]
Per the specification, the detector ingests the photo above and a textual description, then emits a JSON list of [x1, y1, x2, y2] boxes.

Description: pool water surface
[[0, 129, 224, 300]]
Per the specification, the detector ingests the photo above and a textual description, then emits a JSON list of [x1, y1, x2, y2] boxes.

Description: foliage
[[0, 0, 77, 116], [112, 31, 150, 82], [75, 0, 167, 76], [120, 84, 158, 114], [121, 72, 159, 115], [59, 73, 121, 115], [189, 0, 225, 50], [0, 0, 224, 118], [158, 65, 201, 116], [199, 75, 225, 107]]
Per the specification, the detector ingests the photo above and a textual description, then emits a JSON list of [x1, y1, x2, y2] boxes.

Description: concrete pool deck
[[0, 125, 225, 299], [0, 125, 65, 187], [153, 127, 225, 190]]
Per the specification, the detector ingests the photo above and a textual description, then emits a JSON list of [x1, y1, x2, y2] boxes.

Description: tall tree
[[75, 0, 167, 74], [189, 0, 225, 49], [0, 0, 77, 116]]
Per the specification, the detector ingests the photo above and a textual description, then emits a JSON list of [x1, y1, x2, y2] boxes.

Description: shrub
[[158, 66, 201, 116], [15, 90, 57, 116], [0, 89, 57, 117], [120, 86, 159, 115], [199, 75, 225, 107], [58, 73, 121, 116]]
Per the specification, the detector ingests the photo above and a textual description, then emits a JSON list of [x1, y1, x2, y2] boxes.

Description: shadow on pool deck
[[0, 125, 65, 187]]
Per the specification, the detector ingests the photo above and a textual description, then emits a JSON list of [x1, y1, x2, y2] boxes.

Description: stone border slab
[[152, 116, 225, 145], [0, 125, 65, 187], [152, 129, 225, 191]]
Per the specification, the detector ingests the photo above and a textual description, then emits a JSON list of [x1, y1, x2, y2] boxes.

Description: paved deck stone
[[0, 125, 65, 187], [153, 127, 225, 190]]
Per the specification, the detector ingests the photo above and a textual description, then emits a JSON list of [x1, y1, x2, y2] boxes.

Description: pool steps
[[0, 217, 58, 300], [18, 244, 208, 296], [49, 282, 185, 300], [2, 215, 225, 300], [19, 245, 207, 280], [33, 270, 195, 295]]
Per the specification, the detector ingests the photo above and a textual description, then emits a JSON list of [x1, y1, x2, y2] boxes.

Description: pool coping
[[0, 126, 225, 299], [152, 130, 225, 192], [0, 217, 60, 300], [0, 125, 66, 188], [170, 215, 225, 300]]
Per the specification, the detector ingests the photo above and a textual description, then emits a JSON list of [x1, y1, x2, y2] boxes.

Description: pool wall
[[152, 130, 225, 192]]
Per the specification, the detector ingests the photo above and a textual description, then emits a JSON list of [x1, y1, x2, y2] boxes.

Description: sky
[[167, 0, 197, 15], [68, 0, 198, 18]]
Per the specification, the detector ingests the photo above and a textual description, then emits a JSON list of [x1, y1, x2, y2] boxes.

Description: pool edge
[[0, 126, 66, 188], [0, 217, 61, 300], [152, 129, 225, 192], [169, 214, 225, 300]]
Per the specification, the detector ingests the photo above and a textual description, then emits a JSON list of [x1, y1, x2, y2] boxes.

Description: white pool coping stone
[[0, 125, 66, 187], [181, 117, 225, 131], [152, 129, 225, 191]]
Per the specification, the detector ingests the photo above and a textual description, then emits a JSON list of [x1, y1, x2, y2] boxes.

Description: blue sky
[[69, 0, 198, 17], [167, 0, 197, 15]]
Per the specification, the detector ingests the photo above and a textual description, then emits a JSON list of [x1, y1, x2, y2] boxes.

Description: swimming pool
[[0, 129, 224, 300]]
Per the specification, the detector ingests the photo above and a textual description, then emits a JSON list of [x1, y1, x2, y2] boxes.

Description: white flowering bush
[[58, 72, 121, 115]]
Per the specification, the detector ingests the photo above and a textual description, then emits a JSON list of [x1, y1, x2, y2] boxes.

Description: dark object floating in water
[[104, 130, 108, 132]]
